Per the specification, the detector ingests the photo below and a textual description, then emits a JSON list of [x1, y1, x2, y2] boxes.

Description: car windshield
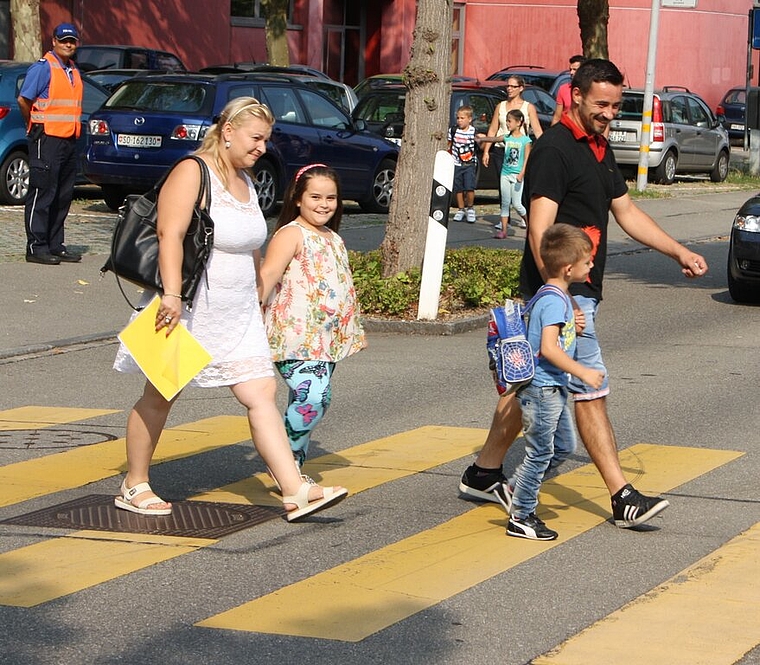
[[104, 81, 212, 114], [617, 94, 644, 120], [354, 92, 405, 122]]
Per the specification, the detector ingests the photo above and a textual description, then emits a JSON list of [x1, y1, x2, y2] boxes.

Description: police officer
[[17, 22, 83, 265]]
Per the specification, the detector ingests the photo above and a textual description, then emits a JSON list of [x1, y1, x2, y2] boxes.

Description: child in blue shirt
[[506, 223, 605, 540], [477, 109, 531, 238]]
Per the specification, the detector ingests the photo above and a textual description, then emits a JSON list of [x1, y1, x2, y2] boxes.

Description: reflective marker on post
[[417, 150, 455, 320]]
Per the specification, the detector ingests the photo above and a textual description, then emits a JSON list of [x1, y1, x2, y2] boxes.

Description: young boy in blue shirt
[[448, 105, 479, 223], [506, 223, 605, 540]]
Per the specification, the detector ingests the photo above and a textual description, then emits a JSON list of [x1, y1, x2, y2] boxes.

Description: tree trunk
[[10, 0, 42, 61], [380, 0, 453, 277], [261, 0, 290, 66], [577, 0, 609, 59]]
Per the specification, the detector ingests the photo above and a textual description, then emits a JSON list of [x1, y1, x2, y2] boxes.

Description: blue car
[[84, 72, 399, 215], [0, 60, 108, 205]]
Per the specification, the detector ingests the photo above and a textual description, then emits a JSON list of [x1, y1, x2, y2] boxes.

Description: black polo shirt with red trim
[[519, 115, 628, 301]]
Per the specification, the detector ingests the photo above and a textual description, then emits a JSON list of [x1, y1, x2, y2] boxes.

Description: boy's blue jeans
[[509, 384, 577, 519]]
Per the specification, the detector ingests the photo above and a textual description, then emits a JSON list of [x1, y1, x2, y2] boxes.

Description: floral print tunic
[[264, 221, 366, 361]]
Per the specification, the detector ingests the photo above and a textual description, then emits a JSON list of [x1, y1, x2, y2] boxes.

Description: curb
[[0, 314, 491, 361], [361, 313, 489, 335], [0, 331, 119, 361]]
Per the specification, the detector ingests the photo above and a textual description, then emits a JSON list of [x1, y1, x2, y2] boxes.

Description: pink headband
[[295, 163, 327, 182]]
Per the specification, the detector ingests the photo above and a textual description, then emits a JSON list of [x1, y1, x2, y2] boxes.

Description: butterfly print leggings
[[274, 360, 336, 467]]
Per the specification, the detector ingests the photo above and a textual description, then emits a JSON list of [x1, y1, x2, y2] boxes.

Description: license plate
[[608, 130, 632, 143], [116, 134, 162, 148], [730, 123, 744, 131]]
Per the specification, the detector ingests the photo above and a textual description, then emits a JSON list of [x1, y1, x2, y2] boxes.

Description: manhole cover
[[0, 429, 117, 450], [1, 495, 284, 538]]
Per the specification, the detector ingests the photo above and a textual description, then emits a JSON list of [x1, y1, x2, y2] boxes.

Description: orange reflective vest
[[29, 52, 83, 138]]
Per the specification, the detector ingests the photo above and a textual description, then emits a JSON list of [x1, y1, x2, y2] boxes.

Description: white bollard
[[417, 150, 455, 320]]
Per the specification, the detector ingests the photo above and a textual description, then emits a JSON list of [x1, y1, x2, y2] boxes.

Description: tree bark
[[577, 0, 609, 59], [380, 0, 453, 277], [261, 0, 290, 66], [10, 0, 42, 61]]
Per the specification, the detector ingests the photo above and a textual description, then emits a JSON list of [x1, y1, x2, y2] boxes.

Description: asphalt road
[[1, 184, 759, 664]]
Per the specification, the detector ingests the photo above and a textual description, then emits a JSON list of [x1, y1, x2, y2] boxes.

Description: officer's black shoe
[[51, 250, 82, 263], [26, 253, 61, 265]]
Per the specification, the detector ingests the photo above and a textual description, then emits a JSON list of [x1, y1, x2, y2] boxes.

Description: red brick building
[[22, 0, 756, 109]]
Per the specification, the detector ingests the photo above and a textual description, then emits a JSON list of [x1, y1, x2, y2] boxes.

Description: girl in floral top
[[259, 164, 366, 470]]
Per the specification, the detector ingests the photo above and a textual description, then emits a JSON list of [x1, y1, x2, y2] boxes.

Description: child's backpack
[[486, 285, 567, 395]]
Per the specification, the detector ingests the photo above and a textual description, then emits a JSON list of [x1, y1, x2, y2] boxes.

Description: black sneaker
[[611, 484, 670, 528], [459, 465, 512, 510], [507, 513, 558, 540]]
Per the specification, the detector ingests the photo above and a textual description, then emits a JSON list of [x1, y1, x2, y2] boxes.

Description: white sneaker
[[466, 208, 477, 223], [453, 209, 465, 222], [510, 217, 527, 229]]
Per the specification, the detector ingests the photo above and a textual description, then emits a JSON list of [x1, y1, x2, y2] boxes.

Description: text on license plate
[[608, 130, 632, 142], [116, 134, 162, 148], [730, 124, 744, 130]]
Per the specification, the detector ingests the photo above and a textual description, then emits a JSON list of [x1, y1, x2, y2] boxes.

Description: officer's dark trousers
[[24, 133, 77, 256]]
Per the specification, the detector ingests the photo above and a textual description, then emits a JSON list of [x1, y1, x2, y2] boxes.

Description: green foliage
[[349, 247, 522, 319]]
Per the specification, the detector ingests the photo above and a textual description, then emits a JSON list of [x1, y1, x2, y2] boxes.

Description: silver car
[[608, 88, 730, 185]]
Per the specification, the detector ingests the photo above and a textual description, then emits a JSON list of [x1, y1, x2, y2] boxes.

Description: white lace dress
[[113, 167, 274, 386]]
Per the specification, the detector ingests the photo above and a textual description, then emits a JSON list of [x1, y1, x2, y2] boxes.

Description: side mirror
[[353, 118, 368, 132]]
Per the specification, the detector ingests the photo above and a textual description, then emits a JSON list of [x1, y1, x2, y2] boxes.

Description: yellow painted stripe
[[191, 425, 487, 506], [0, 426, 484, 607], [0, 406, 120, 430], [0, 530, 215, 607], [532, 522, 760, 665], [197, 444, 742, 642], [0, 416, 251, 508]]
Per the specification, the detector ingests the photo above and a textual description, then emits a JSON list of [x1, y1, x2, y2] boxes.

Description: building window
[[231, 1, 294, 25], [452, 4, 464, 76]]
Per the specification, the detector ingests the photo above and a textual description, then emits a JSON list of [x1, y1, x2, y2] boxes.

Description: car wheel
[[359, 158, 395, 213], [102, 185, 127, 211], [653, 150, 677, 185], [252, 159, 279, 217], [727, 250, 760, 303], [0, 150, 30, 205], [710, 150, 730, 183]]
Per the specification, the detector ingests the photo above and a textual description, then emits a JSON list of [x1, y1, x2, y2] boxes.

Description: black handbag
[[100, 155, 214, 311]]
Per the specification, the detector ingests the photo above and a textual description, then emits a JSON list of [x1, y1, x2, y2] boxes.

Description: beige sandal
[[114, 480, 172, 516], [284, 482, 348, 522]]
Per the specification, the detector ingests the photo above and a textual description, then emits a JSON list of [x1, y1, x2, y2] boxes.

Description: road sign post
[[417, 150, 455, 320]]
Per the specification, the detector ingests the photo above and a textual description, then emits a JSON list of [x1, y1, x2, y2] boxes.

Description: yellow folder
[[117, 296, 212, 400]]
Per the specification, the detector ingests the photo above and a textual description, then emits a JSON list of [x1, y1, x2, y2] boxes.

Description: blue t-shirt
[[525, 289, 575, 387], [19, 52, 77, 101], [501, 133, 531, 177]]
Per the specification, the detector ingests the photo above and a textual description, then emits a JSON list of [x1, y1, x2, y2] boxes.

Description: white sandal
[[284, 482, 348, 522], [114, 480, 172, 516]]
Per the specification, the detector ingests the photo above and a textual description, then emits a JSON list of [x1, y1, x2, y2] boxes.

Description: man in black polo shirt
[[459, 59, 709, 528]]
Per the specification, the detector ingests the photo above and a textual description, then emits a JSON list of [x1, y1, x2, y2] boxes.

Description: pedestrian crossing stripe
[[0, 406, 119, 431], [195, 444, 742, 642], [0, 414, 252, 508], [532, 522, 760, 665], [0, 425, 488, 606], [0, 531, 214, 608], [191, 425, 490, 507]]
